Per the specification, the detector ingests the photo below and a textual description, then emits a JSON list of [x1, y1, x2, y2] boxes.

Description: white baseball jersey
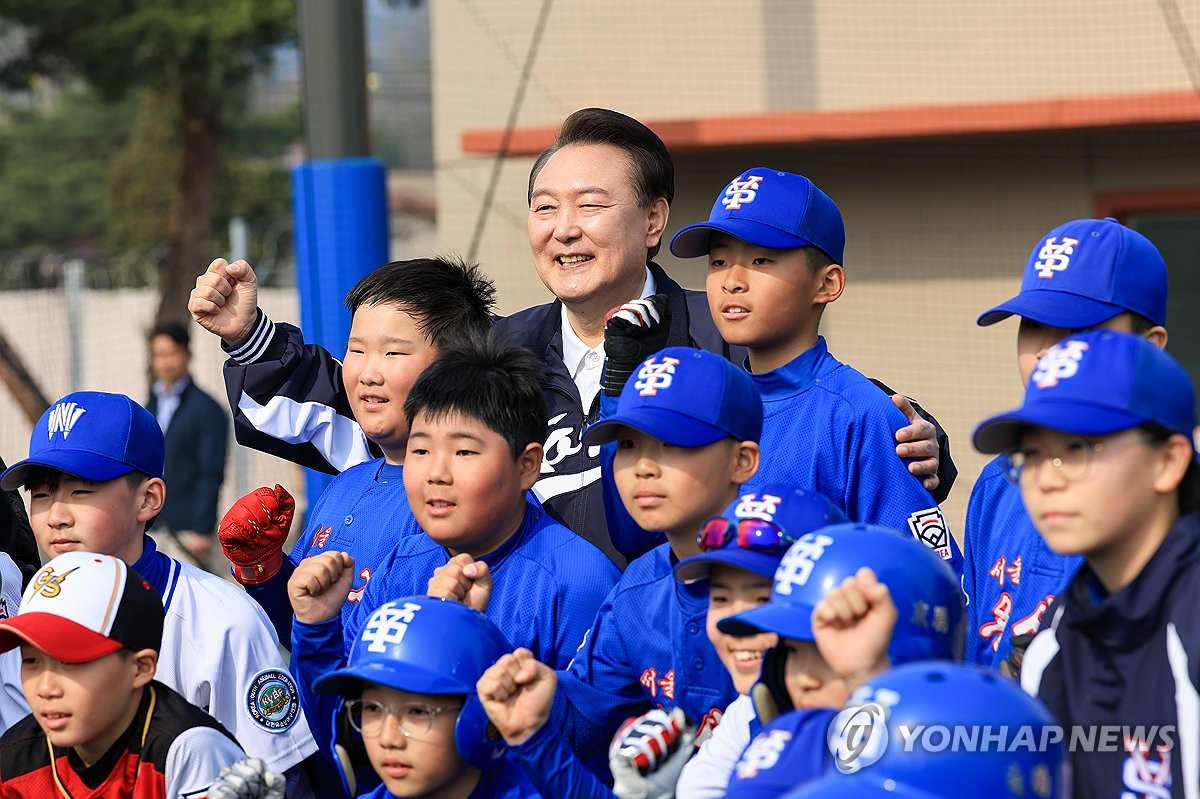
[[155, 556, 318, 778], [675, 693, 756, 799]]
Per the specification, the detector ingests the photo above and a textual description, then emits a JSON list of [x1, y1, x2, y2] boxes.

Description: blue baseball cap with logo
[[977, 217, 1168, 329], [1, 391, 165, 491], [670, 168, 846, 264], [973, 329, 1195, 455], [582, 346, 763, 448], [674, 485, 848, 583]]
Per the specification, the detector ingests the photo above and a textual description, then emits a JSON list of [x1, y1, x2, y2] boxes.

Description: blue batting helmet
[[781, 662, 1068, 799], [314, 596, 511, 793], [718, 523, 965, 719]]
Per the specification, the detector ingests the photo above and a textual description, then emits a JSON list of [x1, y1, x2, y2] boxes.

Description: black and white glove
[[609, 707, 695, 799], [999, 632, 1036, 680], [601, 294, 671, 396], [207, 757, 286, 799]]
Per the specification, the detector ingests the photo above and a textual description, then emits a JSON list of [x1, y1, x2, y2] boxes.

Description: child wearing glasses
[[963, 217, 1170, 671], [973, 329, 1199, 797], [311, 595, 538, 799]]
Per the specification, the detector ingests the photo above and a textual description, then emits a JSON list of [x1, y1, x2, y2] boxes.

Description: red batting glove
[[218, 484, 296, 585]]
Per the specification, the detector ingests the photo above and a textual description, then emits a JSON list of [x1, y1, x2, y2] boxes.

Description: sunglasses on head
[[698, 516, 795, 555]]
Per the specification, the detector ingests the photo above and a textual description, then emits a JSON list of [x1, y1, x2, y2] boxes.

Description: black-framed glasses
[[698, 516, 795, 555], [344, 699, 459, 739], [1003, 431, 1159, 486]]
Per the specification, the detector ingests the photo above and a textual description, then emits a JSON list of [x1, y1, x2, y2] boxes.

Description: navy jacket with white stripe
[[1022, 510, 1200, 799]]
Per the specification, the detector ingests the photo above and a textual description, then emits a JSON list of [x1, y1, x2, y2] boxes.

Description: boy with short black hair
[[963, 217, 1170, 670], [668, 169, 960, 571], [286, 339, 618, 793], [0, 551, 246, 798], [974, 329, 1199, 797], [217, 256, 497, 643], [472, 346, 764, 788], [0, 391, 318, 794]]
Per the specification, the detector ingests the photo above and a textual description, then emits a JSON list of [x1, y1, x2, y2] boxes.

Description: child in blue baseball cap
[[671, 485, 847, 799], [973, 329, 1198, 798], [669, 169, 961, 575], [964, 217, 1171, 672], [466, 346, 764, 796]]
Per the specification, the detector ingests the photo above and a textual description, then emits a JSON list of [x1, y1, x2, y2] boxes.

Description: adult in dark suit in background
[[146, 321, 229, 573]]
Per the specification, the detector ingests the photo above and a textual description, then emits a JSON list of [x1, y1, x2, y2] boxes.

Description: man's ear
[[136, 478, 166, 524], [517, 443, 544, 491], [644, 197, 670, 250]]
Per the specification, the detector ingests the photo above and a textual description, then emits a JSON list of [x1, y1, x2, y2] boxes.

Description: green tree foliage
[[0, 0, 296, 324]]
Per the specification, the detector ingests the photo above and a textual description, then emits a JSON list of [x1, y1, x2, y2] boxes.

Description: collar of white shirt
[[560, 268, 656, 411]]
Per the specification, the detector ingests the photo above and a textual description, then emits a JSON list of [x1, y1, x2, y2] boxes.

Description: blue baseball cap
[[582, 346, 763, 447], [1, 391, 165, 491], [973, 329, 1196, 454], [670, 168, 845, 264], [977, 217, 1168, 328], [674, 485, 847, 583]]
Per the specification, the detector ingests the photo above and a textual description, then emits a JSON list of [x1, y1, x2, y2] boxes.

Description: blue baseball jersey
[[345, 496, 619, 666], [744, 337, 962, 574], [961, 455, 1080, 667], [245, 457, 413, 644], [723, 708, 836, 799], [552, 543, 737, 771]]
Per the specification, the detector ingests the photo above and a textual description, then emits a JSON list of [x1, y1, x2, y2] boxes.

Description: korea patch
[[246, 668, 300, 733], [907, 507, 951, 560]]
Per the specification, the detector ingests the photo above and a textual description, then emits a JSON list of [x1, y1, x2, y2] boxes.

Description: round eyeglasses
[[344, 699, 459, 739], [1004, 431, 1158, 486]]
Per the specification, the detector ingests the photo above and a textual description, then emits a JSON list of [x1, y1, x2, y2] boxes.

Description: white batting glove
[[609, 707, 695, 799], [207, 757, 286, 799]]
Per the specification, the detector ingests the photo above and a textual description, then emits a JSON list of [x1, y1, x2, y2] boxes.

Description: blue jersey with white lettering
[[356, 758, 540, 798], [744, 337, 962, 576], [961, 455, 1080, 667], [723, 708, 836, 799], [245, 457, 413, 644], [552, 543, 737, 774], [346, 496, 619, 666]]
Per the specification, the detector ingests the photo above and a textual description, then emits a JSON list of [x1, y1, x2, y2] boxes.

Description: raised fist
[[219, 484, 295, 583]]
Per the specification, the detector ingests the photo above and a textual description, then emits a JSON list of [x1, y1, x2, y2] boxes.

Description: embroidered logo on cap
[[734, 492, 782, 521], [31, 565, 79, 599], [1032, 341, 1090, 389], [722, 175, 764, 210], [46, 402, 86, 440], [1034, 236, 1080, 279], [634, 356, 681, 396]]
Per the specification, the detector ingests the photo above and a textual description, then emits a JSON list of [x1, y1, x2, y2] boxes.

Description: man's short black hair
[[404, 337, 547, 459], [527, 108, 674, 260], [344, 256, 496, 352], [148, 321, 189, 350]]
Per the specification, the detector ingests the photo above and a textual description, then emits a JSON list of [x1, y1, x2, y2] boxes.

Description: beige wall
[[430, 0, 1200, 533]]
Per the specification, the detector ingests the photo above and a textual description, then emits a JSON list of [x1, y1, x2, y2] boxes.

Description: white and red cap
[[0, 552, 164, 663]]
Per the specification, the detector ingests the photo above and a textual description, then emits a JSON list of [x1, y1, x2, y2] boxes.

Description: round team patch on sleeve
[[246, 668, 301, 733]]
